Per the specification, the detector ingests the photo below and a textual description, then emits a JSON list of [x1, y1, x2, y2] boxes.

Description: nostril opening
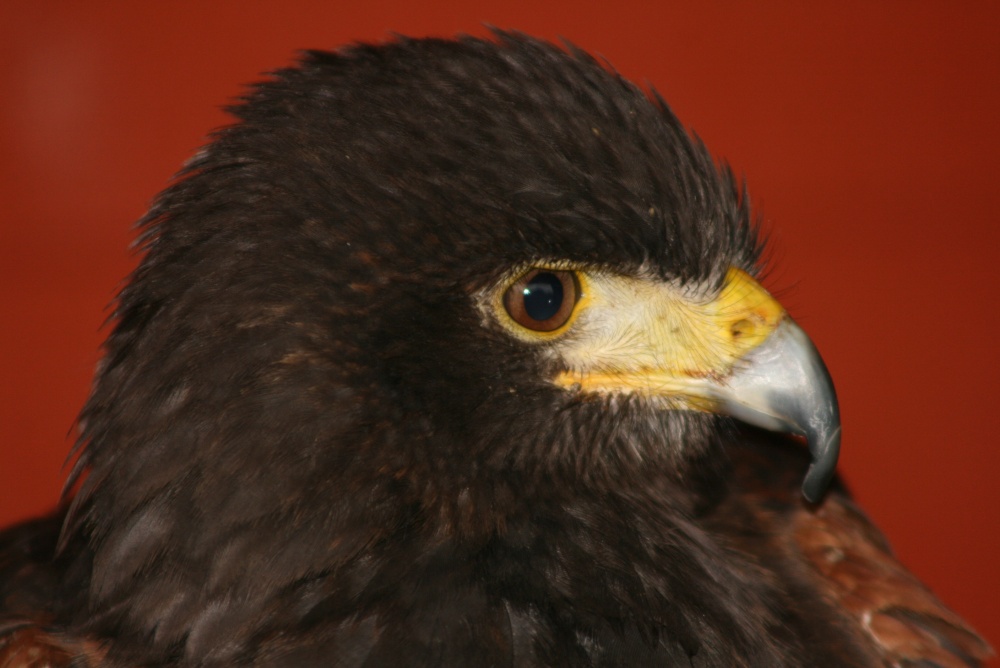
[[731, 318, 753, 339]]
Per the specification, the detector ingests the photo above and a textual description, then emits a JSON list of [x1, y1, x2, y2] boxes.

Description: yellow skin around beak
[[489, 264, 840, 501], [550, 267, 786, 410]]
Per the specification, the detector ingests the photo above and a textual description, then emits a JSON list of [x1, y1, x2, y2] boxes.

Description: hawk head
[[62, 33, 839, 660]]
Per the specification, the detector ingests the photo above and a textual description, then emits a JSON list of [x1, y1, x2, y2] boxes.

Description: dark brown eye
[[503, 269, 579, 332]]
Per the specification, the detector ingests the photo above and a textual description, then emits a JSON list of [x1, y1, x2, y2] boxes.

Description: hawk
[[0, 33, 990, 667]]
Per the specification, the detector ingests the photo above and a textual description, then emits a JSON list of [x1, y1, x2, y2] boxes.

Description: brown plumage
[[0, 33, 989, 667]]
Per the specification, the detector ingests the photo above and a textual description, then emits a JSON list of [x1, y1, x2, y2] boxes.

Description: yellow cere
[[543, 266, 786, 401]]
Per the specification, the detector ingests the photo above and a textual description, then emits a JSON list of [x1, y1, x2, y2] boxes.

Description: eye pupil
[[522, 272, 564, 322]]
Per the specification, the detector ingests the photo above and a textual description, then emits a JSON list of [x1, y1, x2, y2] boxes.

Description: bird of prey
[[0, 32, 990, 667]]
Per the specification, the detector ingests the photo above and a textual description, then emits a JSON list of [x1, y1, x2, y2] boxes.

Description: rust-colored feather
[[732, 439, 992, 667], [0, 625, 104, 668], [793, 498, 991, 667]]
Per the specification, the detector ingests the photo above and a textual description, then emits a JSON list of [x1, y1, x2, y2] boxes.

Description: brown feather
[[730, 437, 992, 667], [0, 625, 105, 668], [793, 499, 991, 667]]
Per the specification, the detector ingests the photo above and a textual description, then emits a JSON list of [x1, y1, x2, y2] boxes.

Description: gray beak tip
[[801, 425, 841, 503], [715, 318, 842, 504]]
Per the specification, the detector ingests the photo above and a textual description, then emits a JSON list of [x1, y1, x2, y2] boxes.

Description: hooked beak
[[707, 317, 840, 502], [551, 268, 841, 502]]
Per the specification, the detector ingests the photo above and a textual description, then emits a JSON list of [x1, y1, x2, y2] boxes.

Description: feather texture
[[0, 33, 988, 667]]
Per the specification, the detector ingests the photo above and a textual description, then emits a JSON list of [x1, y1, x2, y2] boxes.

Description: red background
[[1, 0, 997, 657]]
